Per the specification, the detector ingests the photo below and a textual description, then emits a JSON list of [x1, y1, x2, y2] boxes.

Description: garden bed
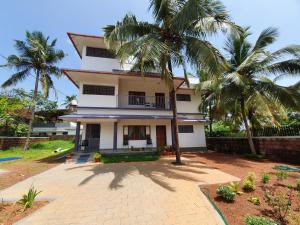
[[0, 201, 48, 225], [101, 154, 159, 164], [183, 152, 300, 225]]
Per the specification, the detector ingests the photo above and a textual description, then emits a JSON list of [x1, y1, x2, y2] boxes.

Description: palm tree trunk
[[168, 60, 182, 164], [24, 70, 40, 150], [240, 96, 256, 154], [209, 103, 212, 135]]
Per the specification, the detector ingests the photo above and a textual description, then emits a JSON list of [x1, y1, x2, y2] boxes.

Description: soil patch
[[0, 201, 48, 225]]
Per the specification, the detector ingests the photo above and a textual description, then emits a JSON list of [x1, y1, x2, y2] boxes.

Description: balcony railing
[[118, 95, 171, 109]]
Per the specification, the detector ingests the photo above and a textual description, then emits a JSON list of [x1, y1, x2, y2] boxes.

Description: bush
[[276, 170, 288, 180], [228, 181, 240, 193], [245, 215, 278, 225], [296, 179, 300, 191], [216, 185, 236, 202], [262, 173, 271, 184], [17, 186, 41, 210], [93, 152, 101, 162], [243, 172, 256, 192], [248, 197, 261, 205]]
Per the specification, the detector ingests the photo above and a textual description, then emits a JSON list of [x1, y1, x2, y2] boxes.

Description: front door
[[85, 124, 100, 152], [156, 125, 166, 147], [155, 93, 165, 108]]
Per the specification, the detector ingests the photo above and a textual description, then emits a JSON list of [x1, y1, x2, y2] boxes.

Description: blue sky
[[1, 0, 300, 105]]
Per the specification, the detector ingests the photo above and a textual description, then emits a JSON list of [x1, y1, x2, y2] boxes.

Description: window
[[128, 91, 145, 105], [86, 47, 115, 58], [128, 126, 146, 140], [178, 125, 194, 133], [83, 85, 115, 95], [176, 94, 191, 101], [63, 132, 68, 135]]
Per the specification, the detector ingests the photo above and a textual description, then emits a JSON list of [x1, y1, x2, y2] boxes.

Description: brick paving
[[0, 157, 239, 225]]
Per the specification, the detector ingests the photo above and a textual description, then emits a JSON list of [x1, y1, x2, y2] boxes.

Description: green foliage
[[244, 153, 265, 160], [228, 181, 240, 193], [243, 172, 256, 192], [17, 186, 41, 210], [245, 215, 278, 225], [93, 152, 101, 161], [216, 185, 236, 202], [264, 189, 292, 223], [276, 170, 288, 180], [262, 173, 271, 184], [296, 178, 300, 191], [248, 196, 261, 205], [101, 154, 159, 164]]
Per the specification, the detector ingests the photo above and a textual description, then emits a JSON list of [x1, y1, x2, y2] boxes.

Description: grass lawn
[[0, 140, 74, 190], [0, 140, 74, 161]]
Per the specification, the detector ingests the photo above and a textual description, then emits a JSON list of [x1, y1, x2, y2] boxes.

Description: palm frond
[[2, 69, 30, 88], [252, 27, 278, 52]]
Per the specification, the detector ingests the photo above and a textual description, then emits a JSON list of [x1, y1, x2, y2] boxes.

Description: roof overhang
[[67, 32, 105, 58], [60, 114, 207, 123], [63, 69, 186, 89]]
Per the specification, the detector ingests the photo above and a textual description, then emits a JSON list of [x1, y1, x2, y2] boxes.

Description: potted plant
[[93, 152, 101, 163]]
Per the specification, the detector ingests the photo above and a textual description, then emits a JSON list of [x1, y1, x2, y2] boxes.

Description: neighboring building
[[60, 32, 207, 152], [32, 122, 80, 136]]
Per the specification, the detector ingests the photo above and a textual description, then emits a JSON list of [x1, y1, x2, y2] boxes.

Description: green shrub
[[216, 185, 236, 202], [248, 197, 261, 205], [245, 215, 278, 225], [243, 172, 256, 192], [17, 186, 41, 210], [244, 153, 265, 160], [296, 179, 300, 191], [262, 173, 271, 184], [276, 170, 288, 180], [228, 181, 240, 193], [93, 152, 101, 162]]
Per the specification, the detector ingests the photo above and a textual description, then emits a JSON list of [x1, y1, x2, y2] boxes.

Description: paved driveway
[[0, 157, 239, 225]]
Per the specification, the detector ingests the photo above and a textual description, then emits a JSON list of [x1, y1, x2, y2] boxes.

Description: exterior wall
[[81, 46, 132, 71], [176, 89, 202, 113], [100, 122, 114, 149], [207, 137, 300, 164], [0, 137, 50, 150], [78, 76, 119, 108], [178, 123, 206, 148]]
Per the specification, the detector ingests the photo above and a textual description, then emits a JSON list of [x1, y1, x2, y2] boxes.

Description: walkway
[[0, 157, 239, 225]]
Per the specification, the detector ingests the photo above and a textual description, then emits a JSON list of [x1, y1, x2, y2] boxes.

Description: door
[[85, 124, 100, 152], [155, 93, 165, 108], [156, 126, 166, 147]]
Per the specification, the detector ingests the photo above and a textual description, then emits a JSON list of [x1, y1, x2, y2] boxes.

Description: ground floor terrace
[[61, 115, 207, 153]]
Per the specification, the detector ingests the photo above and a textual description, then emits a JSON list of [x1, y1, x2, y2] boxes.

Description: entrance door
[[155, 93, 165, 109], [85, 124, 100, 152], [156, 125, 166, 147]]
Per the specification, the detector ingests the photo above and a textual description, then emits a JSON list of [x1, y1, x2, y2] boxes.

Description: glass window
[[176, 94, 191, 101], [128, 126, 146, 140], [83, 85, 115, 95], [86, 47, 115, 58], [178, 125, 194, 133]]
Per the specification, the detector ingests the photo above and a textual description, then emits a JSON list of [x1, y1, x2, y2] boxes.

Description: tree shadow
[[66, 158, 211, 192]]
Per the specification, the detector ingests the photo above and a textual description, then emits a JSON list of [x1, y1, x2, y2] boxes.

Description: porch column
[[74, 121, 81, 152], [113, 122, 118, 150], [171, 119, 175, 149]]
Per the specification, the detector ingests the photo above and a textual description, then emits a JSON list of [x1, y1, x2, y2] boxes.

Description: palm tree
[[196, 27, 300, 154], [62, 95, 77, 109], [103, 0, 238, 164], [1, 31, 65, 150]]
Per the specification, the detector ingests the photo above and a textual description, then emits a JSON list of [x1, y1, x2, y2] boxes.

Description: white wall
[[176, 90, 202, 113], [81, 46, 132, 71], [178, 123, 206, 148], [99, 122, 114, 149]]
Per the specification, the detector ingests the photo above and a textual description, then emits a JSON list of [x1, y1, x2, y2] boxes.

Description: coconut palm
[[103, 0, 239, 164], [196, 27, 300, 154], [1, 31, 64, 150], [62, 95, 77, 109]]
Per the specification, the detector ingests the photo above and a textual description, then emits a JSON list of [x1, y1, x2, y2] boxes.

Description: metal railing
[[118, 95, 171, 109]]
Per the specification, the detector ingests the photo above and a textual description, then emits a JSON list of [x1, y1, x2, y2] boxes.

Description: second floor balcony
[[118, 94, 171, 110]]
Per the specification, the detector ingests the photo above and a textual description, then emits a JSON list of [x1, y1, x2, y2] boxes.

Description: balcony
[[118, 95, 171, 110]]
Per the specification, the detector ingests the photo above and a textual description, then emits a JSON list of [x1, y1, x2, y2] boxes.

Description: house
[[32, 122, 81, 137], [60, 33, 207, 153]]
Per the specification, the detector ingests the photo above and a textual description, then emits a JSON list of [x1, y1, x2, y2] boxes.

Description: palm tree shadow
[[67, 158, 210, 192]]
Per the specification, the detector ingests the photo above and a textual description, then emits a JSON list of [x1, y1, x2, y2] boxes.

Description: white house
[[32, 122, 80, 136], [60, 32, 207, 153]]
